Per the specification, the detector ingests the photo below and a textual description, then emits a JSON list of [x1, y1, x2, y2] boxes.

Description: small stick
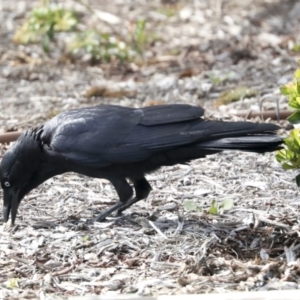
[[51, 264, 75, 277], [0, 132, 21, 143], [234, 109, 292, 120]]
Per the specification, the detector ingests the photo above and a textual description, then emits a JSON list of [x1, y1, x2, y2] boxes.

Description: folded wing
[[40, 104, 206, 166]]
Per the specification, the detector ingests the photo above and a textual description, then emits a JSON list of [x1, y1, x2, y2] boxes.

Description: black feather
[[0, 104, 283, 224]]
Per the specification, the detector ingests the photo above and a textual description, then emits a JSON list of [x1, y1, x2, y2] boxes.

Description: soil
[[0, 0, 300, 298]]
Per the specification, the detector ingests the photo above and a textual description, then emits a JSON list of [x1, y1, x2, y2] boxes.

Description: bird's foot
[[116, 196, 139, 215], [94, 201, 125, 222]]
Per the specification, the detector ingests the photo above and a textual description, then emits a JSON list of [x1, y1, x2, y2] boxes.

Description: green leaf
[[297, 79, 300, 94], [277, 68, 300, 181], [207, 206, 218, 215], [42, 35, 50, 53], [282, 162, 294, 170], [82, 236, 89, 242], [296, 174, 300, 187], [280, 85, 291, 96], [291, 129, 300, 148], [289, 97, 300, 110], [276, 150, 287, 163], [287, 111, 300, 124], [295, 69, 300, 80], [211, 199, 218, 208], [183, 200, 201, 212], [6, 278, 19, 288], [220, 199, 234, 210], [207, 199, 220, 214]]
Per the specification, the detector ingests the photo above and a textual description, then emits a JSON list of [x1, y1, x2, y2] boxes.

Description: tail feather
[[190, 121, 281, 141], [196, 135, 283, 153], [151, 123, 283, 166]]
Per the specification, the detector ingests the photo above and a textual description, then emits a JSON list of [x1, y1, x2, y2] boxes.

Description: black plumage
[[0, 104, 283, 224]]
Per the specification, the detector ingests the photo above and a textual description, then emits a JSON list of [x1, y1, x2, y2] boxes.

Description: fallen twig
[[0, 131, 21, 143], [234, 109, 292, 120]]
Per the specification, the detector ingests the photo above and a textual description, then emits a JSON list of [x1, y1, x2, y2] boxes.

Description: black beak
[[3, 189, 20, 225]]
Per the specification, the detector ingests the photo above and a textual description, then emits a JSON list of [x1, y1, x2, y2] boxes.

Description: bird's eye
[[4, 181, 10, 187]]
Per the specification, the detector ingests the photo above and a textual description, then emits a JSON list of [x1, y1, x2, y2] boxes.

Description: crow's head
[[0, 129, 55, 225]]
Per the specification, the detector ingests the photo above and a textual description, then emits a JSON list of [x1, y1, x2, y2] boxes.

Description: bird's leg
[[95, 177, 133, 222], [116, 176, 152, 215], [94, 201, 126, 222]]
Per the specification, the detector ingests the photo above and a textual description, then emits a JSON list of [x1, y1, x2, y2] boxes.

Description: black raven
[[0, 104, 282, 224]]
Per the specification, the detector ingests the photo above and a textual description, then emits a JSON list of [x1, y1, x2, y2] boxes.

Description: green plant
[[132, 19, 146, 51], [183, 200, 202, 212], [129, 19, 161, 59], [276, 68, 300, 185], [207, 199, 234, 215], [13, 2, 156, 62], [13, 3, 78, 52], [128, 19, 150, 58], [68, 30, 130, 62], [68, 19, 156, 63], [183, 199, 234, 214], [6, 278, 19, 288], [292, 44, 300, 53], [82, 235, 89, 242]]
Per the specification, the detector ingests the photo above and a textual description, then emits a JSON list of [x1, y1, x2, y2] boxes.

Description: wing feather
[[40, 104, 205, 166]]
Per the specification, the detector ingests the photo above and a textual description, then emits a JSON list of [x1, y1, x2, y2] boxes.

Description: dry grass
[[1, 0, 300, 298]]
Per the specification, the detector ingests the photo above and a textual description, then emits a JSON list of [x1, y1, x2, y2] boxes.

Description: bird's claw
[[94, 201, 126, 222]]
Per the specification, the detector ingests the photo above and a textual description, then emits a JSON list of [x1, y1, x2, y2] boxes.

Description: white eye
[[4, 181, 10, 187]]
